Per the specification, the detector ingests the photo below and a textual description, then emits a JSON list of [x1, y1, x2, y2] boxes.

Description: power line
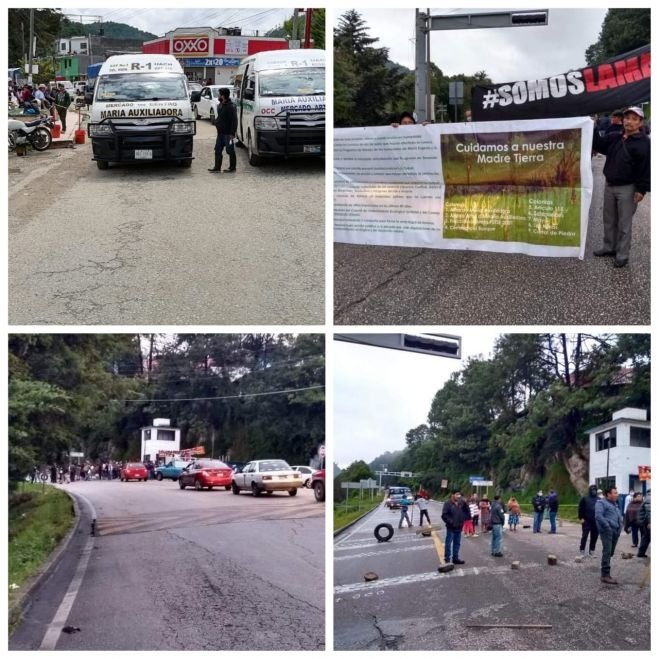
[[115, 384, 324, 403]]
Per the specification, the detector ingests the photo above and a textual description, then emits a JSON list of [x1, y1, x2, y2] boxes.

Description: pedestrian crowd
[[29, 458, 160, 484], [396, 484, 651, 581], [9, 80, 73, 131]]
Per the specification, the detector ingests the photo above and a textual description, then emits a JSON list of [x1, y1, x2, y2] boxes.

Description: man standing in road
[[578, 484, 600, 557], [54, 83, 72, 133], [208, 87, 238, 174], [636, 490, 651, 558], [547, 489, 560, 534], [415, 494, 431, 527], [592, 106, 651, 268], [532, 490, 546, 533], [490, 495, 506, 557], [398, 493, 413, 528], [595, 487, 623, 584], [441, 490, 467, 565]]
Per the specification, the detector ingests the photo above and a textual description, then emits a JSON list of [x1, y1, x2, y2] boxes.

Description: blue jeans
[[214, 133, 235, 156], [549, 511, 557, 533], [491, 524, 503, 554], [445, 529, 462, 562], [533, 511, 543, 532]]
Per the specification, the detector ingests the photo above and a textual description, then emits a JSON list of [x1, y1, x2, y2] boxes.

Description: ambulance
[[86, 54, 196, 170], [233, 49, 325, 165]]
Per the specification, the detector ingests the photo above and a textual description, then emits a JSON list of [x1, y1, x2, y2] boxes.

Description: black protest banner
[[472, 44, 650, 121]]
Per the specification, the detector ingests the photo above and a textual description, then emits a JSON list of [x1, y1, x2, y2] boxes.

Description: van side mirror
[[84, 92, 93, 104], [243, 88, 254, 101], [190, 91, 201, 103]]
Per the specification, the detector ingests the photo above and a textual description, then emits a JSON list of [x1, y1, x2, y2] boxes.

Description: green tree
[[8, 8, 62, 66], [585, 9, 651, 65]]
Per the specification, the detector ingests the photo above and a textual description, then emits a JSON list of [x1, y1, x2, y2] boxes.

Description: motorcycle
[[8, 115, 53, 153]]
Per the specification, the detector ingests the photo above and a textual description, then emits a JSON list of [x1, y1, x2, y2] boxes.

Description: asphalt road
[[9, 119, 324, 325], [334, 500, 650, 651], [334, 157, 650, 324], [10, 479, 324, 651]]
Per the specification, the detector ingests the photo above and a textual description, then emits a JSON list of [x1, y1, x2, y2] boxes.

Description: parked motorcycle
[[8, 115, 53, 153]]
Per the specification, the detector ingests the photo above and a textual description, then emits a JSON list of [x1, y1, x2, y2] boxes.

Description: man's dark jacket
[[578, 491, 598, 525], [593, 130, 651, 195], [442, 499, 467, 531], [213, 99, 238, 135]]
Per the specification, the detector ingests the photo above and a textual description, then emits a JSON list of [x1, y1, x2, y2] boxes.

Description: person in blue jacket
[[595, 487, 624, 584]]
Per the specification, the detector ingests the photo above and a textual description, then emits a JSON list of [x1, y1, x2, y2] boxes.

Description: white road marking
[[335, 534, 430, 551], [39, 534, 95, 650], [334, 562, 542, 595], [334, 543, 432, 561]]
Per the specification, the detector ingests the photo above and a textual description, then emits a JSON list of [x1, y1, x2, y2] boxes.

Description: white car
[[231, 459, 303, 497], [291, 465, 315, 488], [192, 85, 224, 122]]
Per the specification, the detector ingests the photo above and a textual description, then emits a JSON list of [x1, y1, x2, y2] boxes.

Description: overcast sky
[[334, 330, 503, 468], [64, 7, 293, 38], [340, 8, 609, 82]]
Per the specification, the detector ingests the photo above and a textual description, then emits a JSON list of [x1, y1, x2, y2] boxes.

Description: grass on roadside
[[8, 483, 75, 614], [334, 495, 382, 531]]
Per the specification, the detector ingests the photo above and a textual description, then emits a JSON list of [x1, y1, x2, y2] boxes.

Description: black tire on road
[[247, 132, 261, 166], [96, 160, 109, 170], [288, 488, 297, 496], [195, 479, 203, 491], [224, 485, 231, 491], [314, 481, 325, 502], [266, 490, 274, 495], [374, 523, 394, 543], [31, 127, 52, 151], [179, 479, 186, 489], [251, 482, 261, 497], [231, 482, 240, 495], [156, 472, 163, 481]]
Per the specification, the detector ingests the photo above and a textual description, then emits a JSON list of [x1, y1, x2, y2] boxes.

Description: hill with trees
[[9, 334, 324, 487], [347, 334, 649, 502]]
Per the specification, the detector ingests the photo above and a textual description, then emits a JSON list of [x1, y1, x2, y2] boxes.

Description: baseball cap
[[624, 106, 644, 118]]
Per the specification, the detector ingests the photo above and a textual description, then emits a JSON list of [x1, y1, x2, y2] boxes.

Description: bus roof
[[243, 49, 325, 72], [99, 54, 184, 76]]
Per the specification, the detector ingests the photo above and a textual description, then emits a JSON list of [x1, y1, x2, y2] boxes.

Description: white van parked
[[233, 49, 325, 165], [86, 54, 196, 170]]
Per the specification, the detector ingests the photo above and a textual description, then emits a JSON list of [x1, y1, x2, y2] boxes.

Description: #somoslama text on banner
[[334, 117, 594, 259]]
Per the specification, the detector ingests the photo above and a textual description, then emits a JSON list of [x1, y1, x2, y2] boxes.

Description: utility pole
[[414, 10, 428, 123], [28, 8, 34, 84], [304, 8, 313, 49], [426, 7, 432, 121], [292, 8, 299, 41]]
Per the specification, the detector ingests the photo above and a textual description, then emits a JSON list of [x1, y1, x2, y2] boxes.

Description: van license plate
[[303, 145, 321, 154], [135, 149, 153, 159]]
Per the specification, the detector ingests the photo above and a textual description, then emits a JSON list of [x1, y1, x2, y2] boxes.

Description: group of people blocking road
[[395, 485, 650, 581]]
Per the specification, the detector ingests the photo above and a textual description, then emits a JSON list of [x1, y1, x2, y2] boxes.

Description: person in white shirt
[[415, 494, 431, 527]]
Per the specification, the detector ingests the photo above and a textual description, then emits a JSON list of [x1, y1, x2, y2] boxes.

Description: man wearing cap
[[34, 84, 46, 109], [592, 106, 650, 268]]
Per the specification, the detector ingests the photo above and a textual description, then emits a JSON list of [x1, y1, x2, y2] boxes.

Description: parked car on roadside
[[291, 465, 315, 488], [231, 459, 303, 497], [155, 460, 191, 481], [120, 463, 148, 482], [310, 469, 325, 502], [179, 459, 233, 491]]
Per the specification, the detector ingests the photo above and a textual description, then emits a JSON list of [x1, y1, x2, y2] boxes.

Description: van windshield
[[96, 73, 188, 102], [258, 67, 325, 97]]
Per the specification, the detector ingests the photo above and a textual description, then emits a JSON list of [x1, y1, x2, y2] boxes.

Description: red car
[[311, 469, 325, 502], [179, 459, 233, 491], [120, 462, 148, 482]]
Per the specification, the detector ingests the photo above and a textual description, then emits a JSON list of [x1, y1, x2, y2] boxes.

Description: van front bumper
[[256, 127, 324, 158]]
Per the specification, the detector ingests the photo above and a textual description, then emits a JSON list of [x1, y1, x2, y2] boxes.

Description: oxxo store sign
[[172, 36, 209, 57]]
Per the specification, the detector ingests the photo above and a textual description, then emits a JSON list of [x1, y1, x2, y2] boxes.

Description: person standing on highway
[[578, 484, 600, 557], [479, 495, 491, 533], [208, 87, 238, 174], [636, 490, 651, 558], [547, 489, 559, 534], [532, 490, 546, 533], [507, 496, 521, 532], [54, 83, 71, 133], [399, 493, 413, 528], [595, 487, 623, 584], [441, 490, 467, 565], [624, 492, 643, 548], [415, 494, 431, 527], [469, 497, 480, 536], [490, 495, 506, 557], [592, 106, 650, 268]]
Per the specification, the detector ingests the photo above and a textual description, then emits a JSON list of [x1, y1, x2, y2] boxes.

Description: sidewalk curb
[[9, 488, 82, 629]]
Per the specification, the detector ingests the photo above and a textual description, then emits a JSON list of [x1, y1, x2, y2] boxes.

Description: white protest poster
[[334, 117, 593, 258]]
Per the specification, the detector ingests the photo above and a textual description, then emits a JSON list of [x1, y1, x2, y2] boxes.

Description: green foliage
[[8, 484, 75, 615], [265, 9, 325, 49], [60, 19, 157, 41], [391, 334, 650, 500], [585, 9, 650, 65], [8, 334, 325, 480], [334, 494, 380, 530], [8, 9, 62, 66]]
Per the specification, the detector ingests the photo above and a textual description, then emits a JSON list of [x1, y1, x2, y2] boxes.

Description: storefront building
[[142, 27, 289, 85]]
